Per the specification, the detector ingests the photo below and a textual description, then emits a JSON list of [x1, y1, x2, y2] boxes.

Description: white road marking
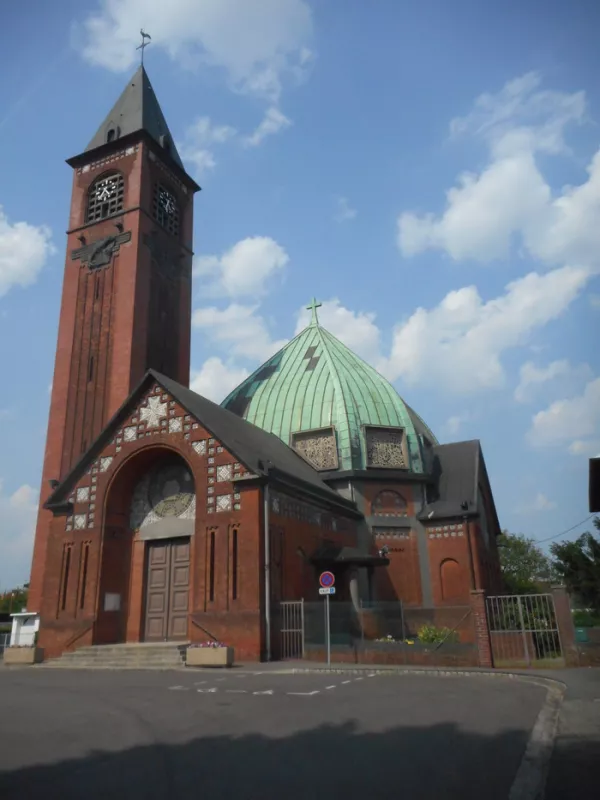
[[325, 685, 336, 690], [354, 677, 364, 681], [226, 689, 248, 694], [197, 688, 218, 693], [341, 680, 352, 684], [253, 690, 274, 695], [168, 686, 188, 691], [286, 691, 320, 696], [367, 674, 377, 678]]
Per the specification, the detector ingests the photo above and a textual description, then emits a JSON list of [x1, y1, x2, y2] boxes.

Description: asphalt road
[[0, 668, 547, 800]]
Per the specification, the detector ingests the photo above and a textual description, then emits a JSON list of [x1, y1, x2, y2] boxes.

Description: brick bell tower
[[27, 66, 200, 611]]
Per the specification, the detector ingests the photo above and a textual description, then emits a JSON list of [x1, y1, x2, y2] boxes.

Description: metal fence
[[486, 593, 563, 667], [276, 600, 304, 660], [298, 601, 477, 666]]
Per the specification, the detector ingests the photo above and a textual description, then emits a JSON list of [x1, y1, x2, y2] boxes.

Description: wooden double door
[[144, 538, 191, 641]]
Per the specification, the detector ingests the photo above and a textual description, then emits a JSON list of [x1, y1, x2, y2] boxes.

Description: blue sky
[[1, 0, 599, 588]]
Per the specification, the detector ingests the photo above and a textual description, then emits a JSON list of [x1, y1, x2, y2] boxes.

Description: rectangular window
[[60, 544, 73, 612], [209, 530, 215, 602], [79, 542, 90, 610], [232, 528, 238, 600]]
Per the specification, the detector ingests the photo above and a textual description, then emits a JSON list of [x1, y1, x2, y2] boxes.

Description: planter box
[[3, 647, 44, 665], [186, 646, 234, 668]]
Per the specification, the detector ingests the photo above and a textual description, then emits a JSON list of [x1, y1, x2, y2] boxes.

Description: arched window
[[440, 558, 465, 601], [86, 172, 125, 223], [372, 490, 407, 516]]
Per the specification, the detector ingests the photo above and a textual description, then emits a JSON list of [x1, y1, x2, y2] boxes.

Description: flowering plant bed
[[3, 646, 44, 665], [186, 643, 234, 667]]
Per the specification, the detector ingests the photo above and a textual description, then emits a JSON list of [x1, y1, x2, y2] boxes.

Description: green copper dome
[[221, 301, 437, 474]]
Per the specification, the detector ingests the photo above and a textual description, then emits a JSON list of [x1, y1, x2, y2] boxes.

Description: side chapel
[[28, 66, 503, 661]]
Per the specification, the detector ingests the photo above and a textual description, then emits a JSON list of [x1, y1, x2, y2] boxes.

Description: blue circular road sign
[[319, 571, 335, 588]]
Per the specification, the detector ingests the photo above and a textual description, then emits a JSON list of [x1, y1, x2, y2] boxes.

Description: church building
[[28, 66, 503, 662]]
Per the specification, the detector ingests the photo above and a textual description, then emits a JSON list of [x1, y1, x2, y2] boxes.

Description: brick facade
[[29, 137, 196, 612], [37, 381, 358, 661]]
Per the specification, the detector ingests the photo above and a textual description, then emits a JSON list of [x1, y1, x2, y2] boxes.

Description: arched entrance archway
[[97, 446, 196, 645]]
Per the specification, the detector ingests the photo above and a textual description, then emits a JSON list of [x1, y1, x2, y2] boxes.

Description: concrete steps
[[41, 642, 189, 670]]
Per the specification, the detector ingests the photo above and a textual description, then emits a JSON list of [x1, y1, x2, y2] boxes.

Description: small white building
[[9, 611, 40, 647]]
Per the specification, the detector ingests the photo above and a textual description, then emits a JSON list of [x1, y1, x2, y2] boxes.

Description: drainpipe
[[263, 482, 271, 662], [464, 517, 475, 589]]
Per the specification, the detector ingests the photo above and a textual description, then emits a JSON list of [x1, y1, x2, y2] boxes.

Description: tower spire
[[306, 297, 322, 326], [136, 29, 151, 66]]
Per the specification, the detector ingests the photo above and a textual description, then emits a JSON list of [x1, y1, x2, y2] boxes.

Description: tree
[[0, 586, 28, 614], [498, 531, 555, 594], [551, 517, 600, 613]]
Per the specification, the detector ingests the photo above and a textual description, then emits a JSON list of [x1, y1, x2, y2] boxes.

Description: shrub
[[417, 624, 459, 645], [572, 609, 600, 628]]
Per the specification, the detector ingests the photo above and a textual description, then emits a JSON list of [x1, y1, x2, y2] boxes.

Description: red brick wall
[[29, 140, 195, 612], [425, 522, 472, 604]]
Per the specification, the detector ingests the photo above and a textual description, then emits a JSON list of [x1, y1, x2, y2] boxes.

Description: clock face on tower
[[153, 183, 180, 236], [95, 175, 119, 202], [159, 188, 176, 216]]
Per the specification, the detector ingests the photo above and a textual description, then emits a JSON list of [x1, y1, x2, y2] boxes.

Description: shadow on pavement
[[0, 718, 553, 800]]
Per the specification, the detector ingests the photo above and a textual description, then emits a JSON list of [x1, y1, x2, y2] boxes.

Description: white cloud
[[445, 413, 470, 436], [518, 491, 557, 513], [192, 303, 287, 361], [0, 207, 55, 298], [295, 298, 384, 368], [568, 439, 600, 457], [333, 196, 357, 222], [190, 357, 249, 403], [384, 265, 590, 392], [0, 480, 37, 590], [193, 236, 289, 298], [178, 116, 237, 177], [77, 0, 314, 101], [398, 73, 600, 273], [243, 107, 291, 147], [528, 377, 600, 449], [514, 359, 592, 403]]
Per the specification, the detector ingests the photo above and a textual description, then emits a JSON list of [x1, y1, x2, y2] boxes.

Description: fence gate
[[486, 594, 563, 667], [279, 600, 304, 660]]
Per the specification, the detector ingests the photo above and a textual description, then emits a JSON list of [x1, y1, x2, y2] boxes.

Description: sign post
[[319, 571, 335, 667]]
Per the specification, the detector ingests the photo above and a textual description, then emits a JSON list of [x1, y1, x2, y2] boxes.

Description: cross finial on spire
[[137, 29, 151, 66], [306, 297, 322, 326]]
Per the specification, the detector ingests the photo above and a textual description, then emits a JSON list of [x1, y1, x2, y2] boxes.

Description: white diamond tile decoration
[[99, 456, 113, 472], [140, 395, 167, 428], [216, 464, 233, 482], [76, 487, 90, 503], [192, 441, 207, 455], [124, 426, 137, 442], [216, 494, 232, 512], [74, 514, 87, 529], [169, 417, 183, 433]]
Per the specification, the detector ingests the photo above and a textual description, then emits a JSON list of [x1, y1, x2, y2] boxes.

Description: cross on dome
[[306, 297, 322, 326]]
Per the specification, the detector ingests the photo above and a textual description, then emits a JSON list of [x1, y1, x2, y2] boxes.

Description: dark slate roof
[[86, 66, 185, 172], [310, 545, 390, 568], [46, 370, 357, 515], [418, 440, 480, 520]]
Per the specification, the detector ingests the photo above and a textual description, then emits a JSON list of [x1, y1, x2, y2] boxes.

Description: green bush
[[572, 609, 600, 628], [417, 624, 459, 645]]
